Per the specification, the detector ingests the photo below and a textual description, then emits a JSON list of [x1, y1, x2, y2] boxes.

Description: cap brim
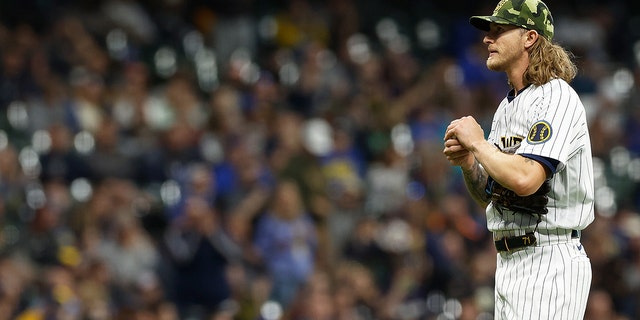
[[469, 16, 515, 31]]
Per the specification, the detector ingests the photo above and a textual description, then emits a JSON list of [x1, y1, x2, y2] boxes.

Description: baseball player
[[442, 0, 594, 319]]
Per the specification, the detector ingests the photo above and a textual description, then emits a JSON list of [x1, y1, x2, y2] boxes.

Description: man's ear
[[524, 30, 539, 49]]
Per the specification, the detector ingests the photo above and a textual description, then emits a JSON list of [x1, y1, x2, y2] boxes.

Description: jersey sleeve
[[520, 153, 560, 174], [515, 80, 585, 172]]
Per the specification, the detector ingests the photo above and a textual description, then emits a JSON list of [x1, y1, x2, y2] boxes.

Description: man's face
[[483, 23, 526, 72]]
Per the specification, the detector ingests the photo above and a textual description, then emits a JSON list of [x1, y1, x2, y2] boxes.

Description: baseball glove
[[486, 178, 550, 216]]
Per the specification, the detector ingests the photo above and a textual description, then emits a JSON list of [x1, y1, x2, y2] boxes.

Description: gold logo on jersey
[[527, 120, 552, 144], [500, 136, 523, 152]]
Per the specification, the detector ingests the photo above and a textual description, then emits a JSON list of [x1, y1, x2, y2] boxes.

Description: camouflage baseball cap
[[470, 0, 554, 41]]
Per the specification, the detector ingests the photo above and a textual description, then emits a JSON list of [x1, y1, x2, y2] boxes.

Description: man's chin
[[486, 60, 503, 72]]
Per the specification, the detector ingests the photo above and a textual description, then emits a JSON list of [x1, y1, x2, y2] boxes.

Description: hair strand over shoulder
[[524, 36, 577, 86]]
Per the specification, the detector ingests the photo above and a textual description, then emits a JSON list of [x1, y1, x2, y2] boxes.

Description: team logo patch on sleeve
[[527, 120, 552, 144]]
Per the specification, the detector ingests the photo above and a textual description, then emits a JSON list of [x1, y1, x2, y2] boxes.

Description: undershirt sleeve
[[520, 153, 560, 174]]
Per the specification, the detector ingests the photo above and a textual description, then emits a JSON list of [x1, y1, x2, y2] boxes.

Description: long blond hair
[[524, 35, 577, 86]]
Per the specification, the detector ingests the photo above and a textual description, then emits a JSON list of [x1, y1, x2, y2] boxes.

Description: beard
[[486, 44, 523, 72], [486, 55, 507, 72]]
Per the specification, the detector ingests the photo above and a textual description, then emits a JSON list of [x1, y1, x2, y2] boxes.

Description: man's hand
[[443, 116, 486, 170], [444, 116, 486, 150], [443, 136, 475, 169]]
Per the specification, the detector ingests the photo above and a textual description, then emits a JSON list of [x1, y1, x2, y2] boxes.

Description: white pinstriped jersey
[[486, 78, 595, 232]]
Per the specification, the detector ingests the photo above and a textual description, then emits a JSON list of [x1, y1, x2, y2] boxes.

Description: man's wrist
[[460, 157, 478, 173], [469, 140, 494, 162]]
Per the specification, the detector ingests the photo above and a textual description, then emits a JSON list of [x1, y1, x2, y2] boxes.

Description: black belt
[[495, 230, 580, 252]]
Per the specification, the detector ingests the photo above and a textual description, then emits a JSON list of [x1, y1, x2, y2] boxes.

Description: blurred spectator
[[0, 144, 27, 238], [225, 264, 272, 320], [38, 123, 90, 184], [24, 73, 69, 135], [163, 73, 209, 132], [19, 182, 78, 268], [0, 37, 37, 110], [319, 123, 366, 258], [186, 0, 257, 74], [85, 117, 138, 182], [253, 179, 318, 308], [64, 66, 107, 134], [207, 85, 248, 141], [110, 62, 154, 138], [76, 259, 116, 320], [137, 121, 203, 186], [333, 261, 382, 319], [212, 139, 273, 249], [163, 196, 242, 319], [585, 289, 630, 320], [273, 0, 330, 50], [343, 217, 394, 293], [613, 210, 640, 318], [95, 211, 160, 302], [364, 141, 410, 216], [286, 40, 346, 117], [286, 270, 339, 320], [268, 111, 332, 221], [0, 255, 35, 320], [16, 264, 82, 319], [101, 0, 158, 45]]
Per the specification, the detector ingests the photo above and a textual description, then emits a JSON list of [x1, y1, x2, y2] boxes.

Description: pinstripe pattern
[[487, 78, 594, 319], [494, 240, 591, 320]]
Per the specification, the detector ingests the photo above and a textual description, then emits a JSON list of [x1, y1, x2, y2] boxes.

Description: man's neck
[[506, 56, 530, 94]]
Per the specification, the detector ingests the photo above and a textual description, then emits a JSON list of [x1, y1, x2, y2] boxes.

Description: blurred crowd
[[0, 0, 639, 319]]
